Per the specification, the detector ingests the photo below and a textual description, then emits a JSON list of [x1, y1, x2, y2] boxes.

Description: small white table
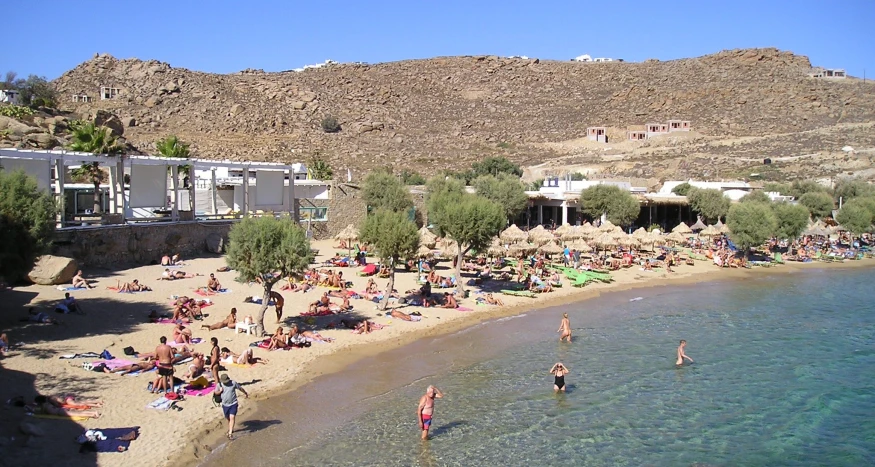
[[235, 322, 257, 335]]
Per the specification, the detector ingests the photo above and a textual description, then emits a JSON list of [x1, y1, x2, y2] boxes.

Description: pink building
[[646, 123, 668, 138], [628, 131, 647, 141], [667, 120, 691, 132], [586, 126, 607, 143]]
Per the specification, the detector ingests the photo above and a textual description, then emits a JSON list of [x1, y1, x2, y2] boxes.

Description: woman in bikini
[[202, 308, 237, 331], [549, 363, 569, 392], [267, 327, 288, 350]]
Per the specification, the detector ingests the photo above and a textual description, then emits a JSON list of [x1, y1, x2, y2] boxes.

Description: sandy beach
[[0, 240, 871, 467]]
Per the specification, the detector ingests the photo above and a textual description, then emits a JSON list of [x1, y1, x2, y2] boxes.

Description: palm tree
[[68, 122, 124, 213], [155, 135, 191, 174], [155, 135, 193, 212], [307, 156, 333, 181]]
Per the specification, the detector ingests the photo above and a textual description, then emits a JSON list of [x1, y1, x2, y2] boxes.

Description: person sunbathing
[[27, 396, 100, 418], [485, 293, 504, 306], [206, 274, 222, 292], [43, 395, 103, 409], [103, 360, 156, 376], [173, 323, 192, 344], [441, 292, 458, 309], [71, 270, 93, 289], [159, 269, 200, 280], [22, 307, 60, 325], [366, 279, 379, 295], [335, 240, 348, 249], [202, 308, 238, 331], [55, 293, 82, 314], [390, 309, 421, 321], [161, 254, 181, 266], [113, 279, 151, 293], [300, 329, 334, 343], [0, 333, 8, 356], [220, 347, 267, 366], [267, 327, 289, 350], [183, 352, 205, 379], [309, 293, 331, 313]]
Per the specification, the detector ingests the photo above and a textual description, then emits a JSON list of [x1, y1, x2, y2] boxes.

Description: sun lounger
[[501, 289, 536, 298]]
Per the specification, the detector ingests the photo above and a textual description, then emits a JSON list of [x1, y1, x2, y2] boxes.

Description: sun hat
[[219, 374, 231, 384]]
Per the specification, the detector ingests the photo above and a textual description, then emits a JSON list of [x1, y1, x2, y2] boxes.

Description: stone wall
[[323, 183, 366, 240], [52, 221, 234, 268]]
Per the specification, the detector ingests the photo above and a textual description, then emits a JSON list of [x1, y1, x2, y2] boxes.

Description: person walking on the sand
[[214, 373, 249, 440]]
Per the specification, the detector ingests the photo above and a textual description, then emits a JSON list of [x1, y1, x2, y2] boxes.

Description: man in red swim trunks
[[417, 385, 444, 440]]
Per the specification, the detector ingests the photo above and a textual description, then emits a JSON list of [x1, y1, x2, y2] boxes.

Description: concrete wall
[[52, 221, 234, 268]]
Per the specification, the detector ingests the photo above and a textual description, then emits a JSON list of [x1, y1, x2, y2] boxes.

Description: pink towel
[[456, 306, 473, 312], [184, 383, 216, 396], [93, 359, 135, 370], [155, 318, 179, 324]]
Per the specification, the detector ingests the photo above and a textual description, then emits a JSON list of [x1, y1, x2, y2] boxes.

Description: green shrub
[[321, 115, 341, 133], [0, 105, 34, 119]]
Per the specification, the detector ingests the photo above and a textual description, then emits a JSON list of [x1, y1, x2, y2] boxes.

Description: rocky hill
[[13, 48, 875, 184]]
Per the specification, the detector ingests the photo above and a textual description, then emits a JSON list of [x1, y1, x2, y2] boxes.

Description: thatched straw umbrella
[[578, 223, 597, 239], [632, 227, 649, 240], [500, 224, 528, 243], [690, 218, 707, 232], [666, 231, 687, 244], [438, 239, 459, 258], [418, 226, 437, 248], [570, 239, 591, 252], [699, 225, 720, 238], [594, 232, 618, 251], [560, 226, 582, 241], [529, 229, 555, 245], [538, 241, 564, 256], [617, 234, 638, 248], [554, 223, 573, 236], [528, 225, 548, 240], [599, 220, 616, 232], [649, 232, 667, 247], [717, 220, 731, 234], [611, 226, 627, 240], [416, 245, 435, 258], [672, 222, 693, 235], [509, 243, 535, 257], [334, 224, 359, 255], [487, 242, 506, 257]]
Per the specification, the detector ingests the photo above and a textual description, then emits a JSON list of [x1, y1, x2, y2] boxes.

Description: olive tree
[[727, 202, 778, 259], [671, 182, 692, 196], [798, 192, 834, 219], [428, 178, 505, 294], [833, 178, 874, 202], [740, 190, 771, 204], [362, 170, 414, 214], [579, 184, 640, 226], [0, 170, 56, 282], [359, 209, 419, 310], [771, 202, 809, 240], [472, 174, 528, 222], [226, 216, 314, 336], [687, 188, 730, 223], [835, 198, 875, 235]]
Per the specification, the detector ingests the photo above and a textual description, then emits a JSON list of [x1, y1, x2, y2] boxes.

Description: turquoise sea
[[211, 267, 875, 466]]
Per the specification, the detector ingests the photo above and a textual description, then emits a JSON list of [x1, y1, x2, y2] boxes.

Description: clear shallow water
[[222, 268, 875, 466]]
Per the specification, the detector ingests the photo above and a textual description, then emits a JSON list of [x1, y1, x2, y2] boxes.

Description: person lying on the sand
[[300, 329, 334, 343], [34, 394, 104, 409], [0, 332, 9, 356], [280, 280, 311, 292], [202, 308, 237, 331], [220, 347, 267, 366], [112, 279, 152, 293], [308, 293, 331, 314], [173, 323, 193, 344], [27, 396, 100, 418], [183, 352, 206, 379], [390, 309, 421, 321], [441, 292, 458, 309], [335, 240, 348, 249], [485, 293, 504, 306], [103, 360, 157, 376], [22, 307, 60, 325], [158, 269, 201, 280], [55, 293, 83, 314], [71, 270, 94, 289]]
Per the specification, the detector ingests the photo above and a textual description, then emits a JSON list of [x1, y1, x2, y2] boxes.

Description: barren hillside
[[46, 48, 875, 182]]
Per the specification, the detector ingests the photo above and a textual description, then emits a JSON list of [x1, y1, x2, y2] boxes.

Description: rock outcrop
[[27, 255, 79, 285]]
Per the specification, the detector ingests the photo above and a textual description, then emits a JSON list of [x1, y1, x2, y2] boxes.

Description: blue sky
[[6, 0, 874, 79]]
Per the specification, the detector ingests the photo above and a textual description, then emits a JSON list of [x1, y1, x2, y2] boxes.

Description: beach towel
[[243, 297, 275, 306], [183, 383, 216, 396], [501, 289, 537, 298], [194, 288, 231, 297], [30, 413, 92, 421], [106, 287, 151, 293], [169, 338, 202, 346], [154, 318, 183, 325], [59, 352, 101, 360], [124, 367, 156, 377], [300, 309, 335, 317], [455, 306, 473, 312], [56, 286, 87, 291], [251, 340, 271, 349], [146, 396, 175, 411], [78, 427, 140, 453], [359, 264, 377, 276]]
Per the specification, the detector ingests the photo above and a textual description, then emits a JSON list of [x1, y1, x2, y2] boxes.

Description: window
[[299, 206, 328, 222]]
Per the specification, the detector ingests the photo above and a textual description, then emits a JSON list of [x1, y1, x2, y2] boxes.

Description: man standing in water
[[417, 385, 444, 440], [676, 340, 694, 366], [558, 313, 572, 342]]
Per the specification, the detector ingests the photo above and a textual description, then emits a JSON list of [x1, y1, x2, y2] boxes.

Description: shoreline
[[181, 258, 874, 466], [1, 243, 870, 467]]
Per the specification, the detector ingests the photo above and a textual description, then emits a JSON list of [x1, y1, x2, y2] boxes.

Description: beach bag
[[123, 346, 135, 356], [100, 349, 114, 360]]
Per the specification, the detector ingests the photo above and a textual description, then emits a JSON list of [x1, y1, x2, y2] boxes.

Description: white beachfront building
[[524, 177, 647, 226], [658, 180, 754, 201]]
